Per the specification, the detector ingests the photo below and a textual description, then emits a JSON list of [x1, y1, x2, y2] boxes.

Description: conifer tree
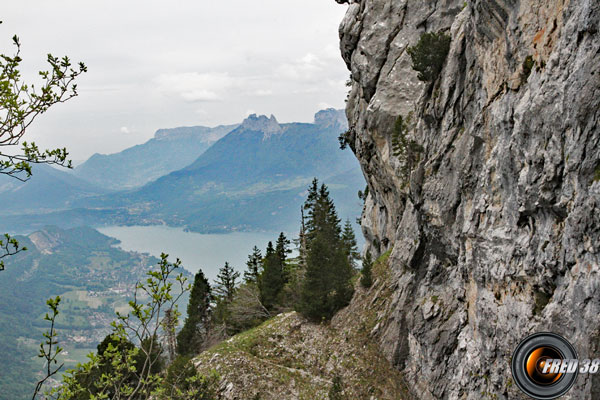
[[260, 241, 284, 309], [214, 262, 239, 303], [177, 270, 211, 356], [275, 232, 291, 264], [341, 219, 360, 269], [303, 178, 320, 238], [244, 246, 262, 284], [298, 207, 308, 268], [298, 180, 354, 320], [360, 250, 373, 288]]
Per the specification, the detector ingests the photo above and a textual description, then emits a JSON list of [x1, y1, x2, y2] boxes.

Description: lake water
[[98, 225, 291, 281]]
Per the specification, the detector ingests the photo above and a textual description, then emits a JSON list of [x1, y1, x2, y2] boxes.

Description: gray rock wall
[[339, 0, 600, 398]]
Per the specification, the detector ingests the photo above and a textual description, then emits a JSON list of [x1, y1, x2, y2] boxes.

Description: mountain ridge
[[0, 109, 364, 235], [73, 124, 238, 190]]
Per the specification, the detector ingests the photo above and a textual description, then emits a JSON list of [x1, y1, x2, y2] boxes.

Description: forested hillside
[[0, 226, 167, 399]]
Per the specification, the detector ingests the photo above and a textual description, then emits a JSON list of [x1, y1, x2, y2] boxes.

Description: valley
[[0, 107, 366, 399]]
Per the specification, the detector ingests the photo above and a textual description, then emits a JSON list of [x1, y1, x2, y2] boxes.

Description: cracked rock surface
[[340, 0, 599, 398]]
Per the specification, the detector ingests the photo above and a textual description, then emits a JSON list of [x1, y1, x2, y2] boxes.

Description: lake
[[98, 225, 292, 281]]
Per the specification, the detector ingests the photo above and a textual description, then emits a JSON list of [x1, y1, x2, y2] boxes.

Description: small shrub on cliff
[[520, 55, 535, 84], [391, 114, 423, 184], [407, 31, 451, 82]]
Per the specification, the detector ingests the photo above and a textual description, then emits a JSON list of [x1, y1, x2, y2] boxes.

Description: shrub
[[407, 31, 451, 82], [329, 375, 344, 400], [521, 55, 535, 84], [391, 114, 423, 184], [157, 356, 219, 400]]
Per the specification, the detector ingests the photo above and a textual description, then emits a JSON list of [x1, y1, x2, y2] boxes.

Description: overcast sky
[[2, 1, 349, 162]]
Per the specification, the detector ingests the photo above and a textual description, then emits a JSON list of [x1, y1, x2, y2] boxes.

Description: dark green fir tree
[[341, 218, 360, 269], [275, 232, 291, 265], [360, 250, 373, 288], [297, 179, 354, 320], [260, 241, 284, 309], [244, 246, 262, 285], [214, 262, 239, 303], [177, 270, 211, 356]]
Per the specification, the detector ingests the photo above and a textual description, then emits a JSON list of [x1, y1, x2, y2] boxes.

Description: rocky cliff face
[[340, 0, 599, 398]]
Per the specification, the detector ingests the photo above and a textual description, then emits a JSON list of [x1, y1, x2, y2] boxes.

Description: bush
[[521, 55, 535, 84], [329, 375, 344, 400], [407, 31, 451, 82], [157, 356, 219, 400], [391, 114, 423, 184]]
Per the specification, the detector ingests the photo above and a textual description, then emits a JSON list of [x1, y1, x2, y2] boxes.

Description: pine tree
[[341, 219, 360, 269], [298, 180, 354, 320], [244, 246, 262, 284], [177, 270, 211, 356], [214, 262, 239, 302], [275, 232, 291, 264], [298, 207, 308, 268], [260, 241, 284, 309], [360, 250, 373, 288], [303, 178, 320, 238]]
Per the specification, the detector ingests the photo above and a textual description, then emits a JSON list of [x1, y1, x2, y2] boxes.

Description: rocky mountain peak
[[240, 114, 282, 137], [313, 108, 348, 131]]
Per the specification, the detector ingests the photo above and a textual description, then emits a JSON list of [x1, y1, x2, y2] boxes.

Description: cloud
[[276, 53, 327, 83], [154, 72, 240, 102], [253, 89, 273, 97], [120, 126, 131, 134], [4, 1, 349, 158]]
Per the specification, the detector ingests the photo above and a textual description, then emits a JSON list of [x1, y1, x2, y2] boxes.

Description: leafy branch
[[53, 254, 191, 399], [32, 296, 64, 399], [0, 25, 87, 181], [0, 232, 27, 271]]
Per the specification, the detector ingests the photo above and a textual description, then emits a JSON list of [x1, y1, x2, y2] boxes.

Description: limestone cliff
[[340, 0, 599, 398]]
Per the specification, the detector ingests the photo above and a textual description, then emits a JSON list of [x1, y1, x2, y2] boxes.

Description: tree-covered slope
[[0, 110, 364, 234], [0, 226, 171, 400]]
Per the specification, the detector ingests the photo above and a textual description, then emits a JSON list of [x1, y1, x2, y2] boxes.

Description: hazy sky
[[1, 1, 349, 162]]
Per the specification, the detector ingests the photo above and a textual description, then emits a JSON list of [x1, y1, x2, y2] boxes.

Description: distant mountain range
[[0, 164, 108, 216], [73, 124, 238, 190], [0, 109, 365, 234]]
